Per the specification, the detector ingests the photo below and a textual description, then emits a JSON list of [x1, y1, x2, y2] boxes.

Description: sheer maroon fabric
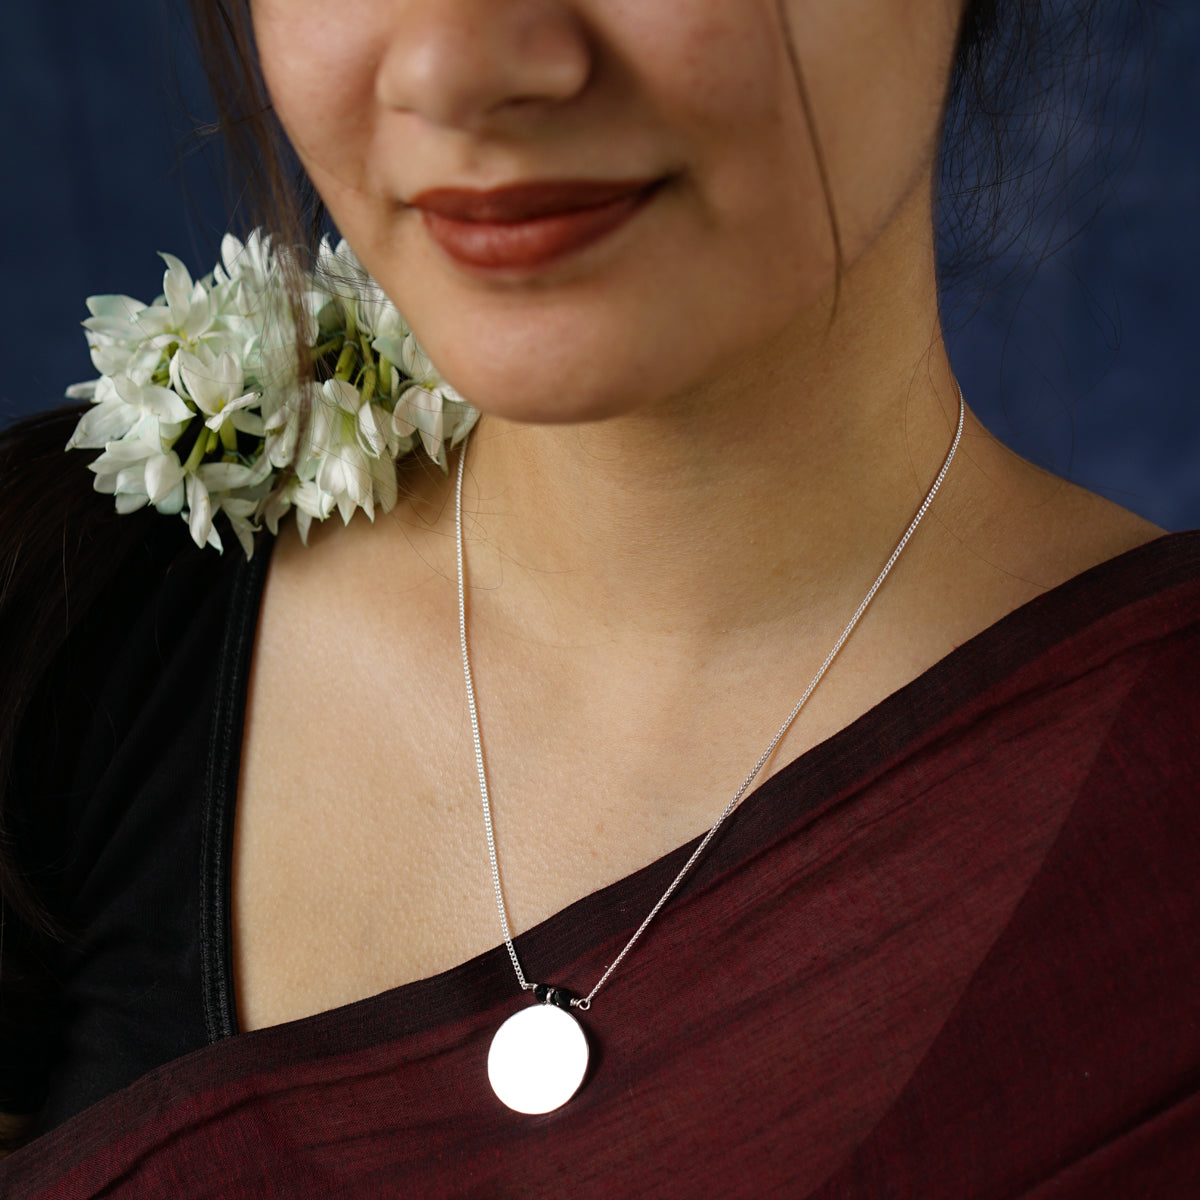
[[3, 535, 1199, 1197]]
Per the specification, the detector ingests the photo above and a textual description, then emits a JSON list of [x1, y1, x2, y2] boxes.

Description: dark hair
[[940, 0, 1148, 303], [0, 0, 1144, 1147]]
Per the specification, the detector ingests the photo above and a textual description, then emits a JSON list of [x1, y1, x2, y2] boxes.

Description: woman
[[1, 0, 1196, 1194]]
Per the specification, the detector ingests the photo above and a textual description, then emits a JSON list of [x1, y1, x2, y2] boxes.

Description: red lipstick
[[410, 179, 662, 273]]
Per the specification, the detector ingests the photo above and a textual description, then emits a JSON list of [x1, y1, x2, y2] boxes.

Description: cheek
[[781, 0, 960, 252], [252, 0, 385, 198], [611, 2, 811, 224]]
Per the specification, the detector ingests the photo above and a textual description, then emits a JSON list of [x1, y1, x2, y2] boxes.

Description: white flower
[[392, 381, 448, 465], [314, 237, 371, 302], [358, 290, 408, 344], [67, 373, 191, 454], [263, 387, 308, 469], [387, 333, 477, 467], [66, 376, 142, 450], [261, 474, 335, 545], [132, 254, 242, 361], [219, 495, 260, 559], [172, 348, 263, 437], [145, 450, 186, 511], [88, 427, 185, 517], [307, 379, 399, 524], [214, 230, 275, 300], [79, 295, 163, 384], [186, 472, 219, 551], [67, 230, 478, 557]]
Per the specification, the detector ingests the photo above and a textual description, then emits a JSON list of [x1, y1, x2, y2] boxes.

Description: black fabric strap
[[200, 536, 275, 1043]]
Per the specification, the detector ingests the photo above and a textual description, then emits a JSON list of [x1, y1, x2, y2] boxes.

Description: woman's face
[[252, 0, 962, 422]]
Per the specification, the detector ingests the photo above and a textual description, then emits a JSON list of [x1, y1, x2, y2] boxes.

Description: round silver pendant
[[487, 1003, 589, 1114]]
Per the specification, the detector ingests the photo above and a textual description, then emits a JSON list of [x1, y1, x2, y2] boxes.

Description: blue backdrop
[[2, 2, 1196, 528]]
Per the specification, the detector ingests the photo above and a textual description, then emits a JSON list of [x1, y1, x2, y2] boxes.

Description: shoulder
[[5, 472, 243, 831], [0, 404, 239, 938], [0, 408, 211, 758], [0, 406, 156, 657], [977, 529, 1200, 799], [1090, 536, 1200, 782], [914, 525, 1200, 814], [0, 404, 238, 663], [1013, 527, 1200, 702]]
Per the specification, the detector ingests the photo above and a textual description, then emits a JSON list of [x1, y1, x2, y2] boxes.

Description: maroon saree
[[3, 534, 1199, 1197]]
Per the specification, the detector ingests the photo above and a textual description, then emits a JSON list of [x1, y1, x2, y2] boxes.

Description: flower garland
[[65, 232, 477, 558]]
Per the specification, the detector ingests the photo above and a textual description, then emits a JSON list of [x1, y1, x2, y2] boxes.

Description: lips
[[409, 179, 663, 272]]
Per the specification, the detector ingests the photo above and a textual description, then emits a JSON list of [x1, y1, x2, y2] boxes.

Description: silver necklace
[[456, 388, 966, 1114]]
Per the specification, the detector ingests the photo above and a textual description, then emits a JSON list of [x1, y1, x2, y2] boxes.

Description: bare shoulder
[[947, 422, 1168, 600], [902, 425, 1172, 661], [1026, 471, 1164, 575]]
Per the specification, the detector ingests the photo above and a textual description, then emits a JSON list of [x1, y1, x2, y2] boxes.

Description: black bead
[[534, 984, 574, 1009]]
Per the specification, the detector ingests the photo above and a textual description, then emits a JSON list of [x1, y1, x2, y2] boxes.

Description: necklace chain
[[456, 388, 965, 1012]]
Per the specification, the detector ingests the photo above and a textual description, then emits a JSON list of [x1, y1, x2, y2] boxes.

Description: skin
[[232, 0, 1161, 1031]]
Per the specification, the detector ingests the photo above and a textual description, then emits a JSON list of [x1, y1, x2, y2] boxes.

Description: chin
[[403, 311, 674, 428], [438, 357, 650, 427]]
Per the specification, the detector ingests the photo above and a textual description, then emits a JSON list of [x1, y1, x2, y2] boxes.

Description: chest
[[226, 518, 987, 1034], [229, 561, 766, 1032]]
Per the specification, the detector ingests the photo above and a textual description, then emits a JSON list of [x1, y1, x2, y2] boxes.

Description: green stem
[[182, 421, 209, 473], [335, 343, 358, 382]]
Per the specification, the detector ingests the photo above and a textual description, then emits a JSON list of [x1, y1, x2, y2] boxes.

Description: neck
[[452, 189, 965, 644]]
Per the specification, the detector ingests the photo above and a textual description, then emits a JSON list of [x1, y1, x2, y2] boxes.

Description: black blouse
[[6, 525, 268, 1129]]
